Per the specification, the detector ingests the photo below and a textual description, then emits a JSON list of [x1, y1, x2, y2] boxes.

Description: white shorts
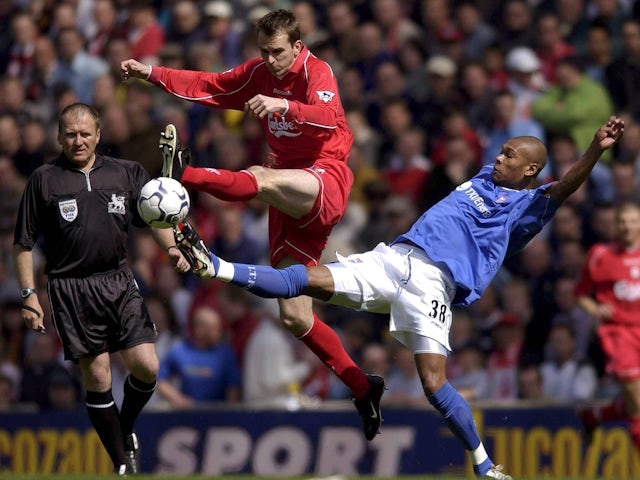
[[327, 243, 456, 352]]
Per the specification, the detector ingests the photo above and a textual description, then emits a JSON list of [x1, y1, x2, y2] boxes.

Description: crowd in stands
[[1, 0, 640, 412]]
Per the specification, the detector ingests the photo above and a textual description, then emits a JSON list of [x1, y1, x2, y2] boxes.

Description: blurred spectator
[[0, 75, 42, 124], [449, 341, 489, 401], [417, 54, 460, 142], [395, 37, 429, 104], [587, 0, 628, 57], [325, 1, 360, 66], [610, 158, 640, 204], [243, 301, 312, 407], [26, 36, 58, 113], [157, 305, 241, 408], [46, 368, 82, 412], [517, 363, 546, 401], [585, 202, 617, 246], [422, 136, 479, 209], [7, 12, 39, 85], [292, 1, 330, 51], [167, 0, 206, 56], [215, 286, 259, 367], [540, 324, 597, 402], [345, 110, 382, 189], [0, 154, 26, 213], [604, 18, 640, 122], [549, 276, 594, 361], [365, 58, 414, 132], [352, 22, 394, 92], [546, 133, 614, 205], [126, 0, 165, 64], [498, 0, 536, 49], [48, 3, 78, 40], [556, 0, 590, 53], [619, 120, 640, 165], [361, 343, 391, 378], [430, 107, 482, 167], [482, 89, 545, 167], [583, 19, 613, 84], [99, 102, 129, 158], [377, 98, 414, 167], [51, 27, 109, 104], [15, 117, 53, 177], [481, 43, 509, 91], [371, 0, 420, 54], [384, 345, 424, 407], [418, 0, 456, 57], [486, 313, 525, 401], [211, 204, 262, 265], [0, 373, 17, 411], [459, 61, 495, 136], [119, 82, 163, 177], [154, 263, 193, 333], [535, 11, 576, 85], [144, 294, 180, 362], [504, 46, 545, 120], [202, 0, 243, 69], [381, 127, 431, 205], [20, 332, 68, 409], [558, 239, 587, 279], [88, 0, 123, 57], [454, 1, 497, 61], [532, 55, 614, 161], [0, 114, 21, 162]]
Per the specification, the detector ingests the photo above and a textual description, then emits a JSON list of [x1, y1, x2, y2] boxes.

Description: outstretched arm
[[545, 116, 624, 202]]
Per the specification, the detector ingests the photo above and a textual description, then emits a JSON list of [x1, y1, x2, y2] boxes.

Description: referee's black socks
[[120, 374, 157, 437], [86, 389, 126, 467]]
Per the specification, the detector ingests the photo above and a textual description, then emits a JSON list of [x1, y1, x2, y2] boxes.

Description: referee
[[12, 103, 189, 475]]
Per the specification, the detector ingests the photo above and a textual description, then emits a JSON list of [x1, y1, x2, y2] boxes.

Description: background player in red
[[575, 201, 640, 450], [120, 9, 384, 438]]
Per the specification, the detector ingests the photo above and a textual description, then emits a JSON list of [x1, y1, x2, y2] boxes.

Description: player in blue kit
[[174, 116, 623, 478]]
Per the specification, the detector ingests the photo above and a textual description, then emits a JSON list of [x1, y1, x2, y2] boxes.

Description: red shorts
[[598, 323, 640, 381], [269, 159, 353, 267]]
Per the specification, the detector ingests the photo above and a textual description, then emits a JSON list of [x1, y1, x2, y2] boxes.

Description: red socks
[[630, 416, 640, 450], [181, 166, 258, 201], [299, 314, 370, 399], [595, 396, 627, 423]]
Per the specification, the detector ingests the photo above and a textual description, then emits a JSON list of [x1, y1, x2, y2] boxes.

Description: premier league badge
[[58, 199, 78, 222]]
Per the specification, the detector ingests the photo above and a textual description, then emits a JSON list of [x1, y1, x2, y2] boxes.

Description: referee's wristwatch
[[20, 288, 36, 299]]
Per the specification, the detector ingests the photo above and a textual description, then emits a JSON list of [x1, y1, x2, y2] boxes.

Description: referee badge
[[58, 199, 78, 222]]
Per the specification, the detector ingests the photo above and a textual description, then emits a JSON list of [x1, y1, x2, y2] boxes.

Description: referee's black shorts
[[48, 266, 157, 361]]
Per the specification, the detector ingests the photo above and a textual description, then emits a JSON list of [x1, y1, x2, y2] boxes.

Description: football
[[137, 177, 190, 228]]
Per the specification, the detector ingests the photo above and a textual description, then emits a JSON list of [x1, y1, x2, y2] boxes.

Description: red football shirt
[[147, 46, 353, 169], [575, 242, 640, 325]]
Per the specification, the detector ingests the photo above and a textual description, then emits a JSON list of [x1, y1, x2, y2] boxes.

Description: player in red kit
[[120, 9, 385, 439], [575, 201, 640, 450]]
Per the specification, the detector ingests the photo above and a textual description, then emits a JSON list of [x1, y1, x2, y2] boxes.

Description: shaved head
[[512, 136, 547, 177]]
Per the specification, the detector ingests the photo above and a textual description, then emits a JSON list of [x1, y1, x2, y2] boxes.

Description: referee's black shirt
[[14, 153, 151, 277]]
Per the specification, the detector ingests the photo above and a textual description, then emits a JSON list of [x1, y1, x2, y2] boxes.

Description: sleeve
[[286, 60, 343, 139], [574, 247, 597, 298], [506, 185, 561, 257], [148, 63, 258, 111], [13, 173, 43, 249]]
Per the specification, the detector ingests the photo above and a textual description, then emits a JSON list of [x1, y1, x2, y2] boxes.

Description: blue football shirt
[[393, 165, 561, 305]]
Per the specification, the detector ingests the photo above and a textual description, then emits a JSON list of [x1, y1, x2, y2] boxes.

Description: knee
[[279, 311, 305, 334], [131, 357, 159, 384], [419, 368, 447, 397]]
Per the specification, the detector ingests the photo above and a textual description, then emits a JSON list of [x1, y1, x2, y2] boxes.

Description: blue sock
[[428, 381, 493, 475], [230, 263, 309, 298]]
